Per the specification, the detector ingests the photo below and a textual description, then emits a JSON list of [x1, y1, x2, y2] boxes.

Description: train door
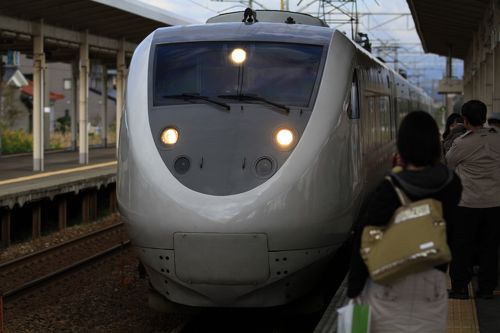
[[348, 70, 362, 196]]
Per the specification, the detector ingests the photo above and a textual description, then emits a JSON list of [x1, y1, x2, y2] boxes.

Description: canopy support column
[[79, 30, 89, 164], [116, 39, 126, 152], [102, 65, 108, 148], [71, 61, 78, 151], [493, 44, 500, 113], [33, 19, 45, 171]]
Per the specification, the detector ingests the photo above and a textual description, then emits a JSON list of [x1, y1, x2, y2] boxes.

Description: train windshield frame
[[152, 42, 325, 108]]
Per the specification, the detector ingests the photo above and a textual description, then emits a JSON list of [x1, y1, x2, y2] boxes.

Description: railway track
[[167, 307, 322, 333], [0, 221, 129, 302]]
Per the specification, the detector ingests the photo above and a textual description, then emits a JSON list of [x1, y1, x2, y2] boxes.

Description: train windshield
[[153, 42, 324, 108]]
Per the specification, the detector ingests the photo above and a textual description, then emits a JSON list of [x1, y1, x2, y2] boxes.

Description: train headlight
[[274, 128, 296, 150], [160, 127, 179, 146], [230, 48, 247, 64]]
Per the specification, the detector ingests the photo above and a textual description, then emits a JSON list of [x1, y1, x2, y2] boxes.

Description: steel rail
[[0, 220, 124, 270], [2, 240, 130, 302]]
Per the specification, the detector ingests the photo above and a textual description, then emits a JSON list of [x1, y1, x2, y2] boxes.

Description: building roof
[[2, 65, 29, 87], [21, 80, 65, 101], [406, 0, 489, 59]]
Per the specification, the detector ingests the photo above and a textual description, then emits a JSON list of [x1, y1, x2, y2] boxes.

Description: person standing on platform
[[348, 111, 462, 332], [446, 100, 500, 299], [442, 113, 466, 156], [488, 112, 500, 129]]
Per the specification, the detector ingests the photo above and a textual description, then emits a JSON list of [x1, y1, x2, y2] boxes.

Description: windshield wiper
[[218, 94, 290, 114], [163, 93, 230, 111]]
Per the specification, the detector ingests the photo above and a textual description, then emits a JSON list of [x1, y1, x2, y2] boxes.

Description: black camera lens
[[174, 156, 191, 174], [255, 157, 274, 178]]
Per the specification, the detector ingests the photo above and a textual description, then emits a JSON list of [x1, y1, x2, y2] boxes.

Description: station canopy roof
[[0, 0, 194, 44], [407, 0, 489, 59], [0, 0, 195, 65]]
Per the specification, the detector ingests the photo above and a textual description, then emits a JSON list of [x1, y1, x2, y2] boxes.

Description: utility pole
[[280, 0, 289, 11], [436, 45, 462, 116], [297, 0, 359, 38], [445, 46, 453, 116], [374, 44, 401, 72]]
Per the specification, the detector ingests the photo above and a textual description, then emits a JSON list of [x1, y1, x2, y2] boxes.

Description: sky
[[137, 0, 463, 101]]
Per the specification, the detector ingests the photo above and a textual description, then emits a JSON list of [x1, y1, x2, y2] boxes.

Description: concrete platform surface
[[0, 147, 116, 181]]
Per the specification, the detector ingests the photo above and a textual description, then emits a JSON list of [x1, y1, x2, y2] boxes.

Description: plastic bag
[[337, 299, 371, 333]]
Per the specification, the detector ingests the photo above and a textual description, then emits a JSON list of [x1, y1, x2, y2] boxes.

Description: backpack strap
[[384, 176, 411, 205]]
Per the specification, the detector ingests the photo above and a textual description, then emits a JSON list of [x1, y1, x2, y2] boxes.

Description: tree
[[0, 84, 24, 132]]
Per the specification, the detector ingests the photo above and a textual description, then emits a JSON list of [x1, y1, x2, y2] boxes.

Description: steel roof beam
[[0, 14, 137, 55]]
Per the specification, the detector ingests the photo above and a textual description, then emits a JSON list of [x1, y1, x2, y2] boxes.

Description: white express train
[[117, 10, 432, 308]]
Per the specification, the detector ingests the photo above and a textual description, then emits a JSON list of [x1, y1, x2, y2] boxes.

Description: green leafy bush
[[1, 129, 33, 154]]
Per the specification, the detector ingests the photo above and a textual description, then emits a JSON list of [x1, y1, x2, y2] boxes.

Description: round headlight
[[275, 128, 294, 147], [230, 48, 247, 64], [160, 127, 179, 145]]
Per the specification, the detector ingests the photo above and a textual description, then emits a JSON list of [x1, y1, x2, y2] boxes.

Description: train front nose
[[147, 41, 324, 196], [173, 233, 269, 285], [134, 209, 340, 307], [119, 25, 340, 307]]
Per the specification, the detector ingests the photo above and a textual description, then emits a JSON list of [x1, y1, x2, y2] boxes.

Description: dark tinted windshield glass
[[153, 42, 324, 107]]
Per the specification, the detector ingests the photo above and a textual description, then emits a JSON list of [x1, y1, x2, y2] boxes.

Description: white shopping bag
[[337, 299, 371, 333]]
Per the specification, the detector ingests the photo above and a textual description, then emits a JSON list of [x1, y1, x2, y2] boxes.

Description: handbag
[[360, 176, 451, 284], [337, 299, 371, 333]]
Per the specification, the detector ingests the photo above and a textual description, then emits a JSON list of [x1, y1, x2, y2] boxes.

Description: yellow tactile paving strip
[[0, 161, 117, 186], [447, 282, 480, 333]]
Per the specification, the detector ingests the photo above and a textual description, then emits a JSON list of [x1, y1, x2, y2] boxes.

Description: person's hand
[[348, 296, 362, 304], [392, 153, 404, 168]]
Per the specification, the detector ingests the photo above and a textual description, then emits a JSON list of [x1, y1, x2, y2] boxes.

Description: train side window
[[348, 72, 360, 119]]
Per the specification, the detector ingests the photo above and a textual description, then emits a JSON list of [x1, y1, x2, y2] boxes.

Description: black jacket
[[443, 124, 466, 155], [347, 164, 462, 298]]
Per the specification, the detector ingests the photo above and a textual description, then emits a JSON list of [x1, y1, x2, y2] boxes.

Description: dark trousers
[[449, 206, 500, 292]]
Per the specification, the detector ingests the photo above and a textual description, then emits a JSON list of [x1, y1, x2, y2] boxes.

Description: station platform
[[315, 272, 500, 333], [0, 147, 117, 209], [0, 147, 116, 181], [0, 147, 118, 247]]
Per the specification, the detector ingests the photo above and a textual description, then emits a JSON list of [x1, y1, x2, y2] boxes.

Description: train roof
[[207, 9, 328, 27], [152, 21, 333, 46]]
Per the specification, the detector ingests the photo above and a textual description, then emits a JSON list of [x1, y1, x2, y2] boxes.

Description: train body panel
[[118, 12, 431, 307], [120, 27, 355, 249]]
